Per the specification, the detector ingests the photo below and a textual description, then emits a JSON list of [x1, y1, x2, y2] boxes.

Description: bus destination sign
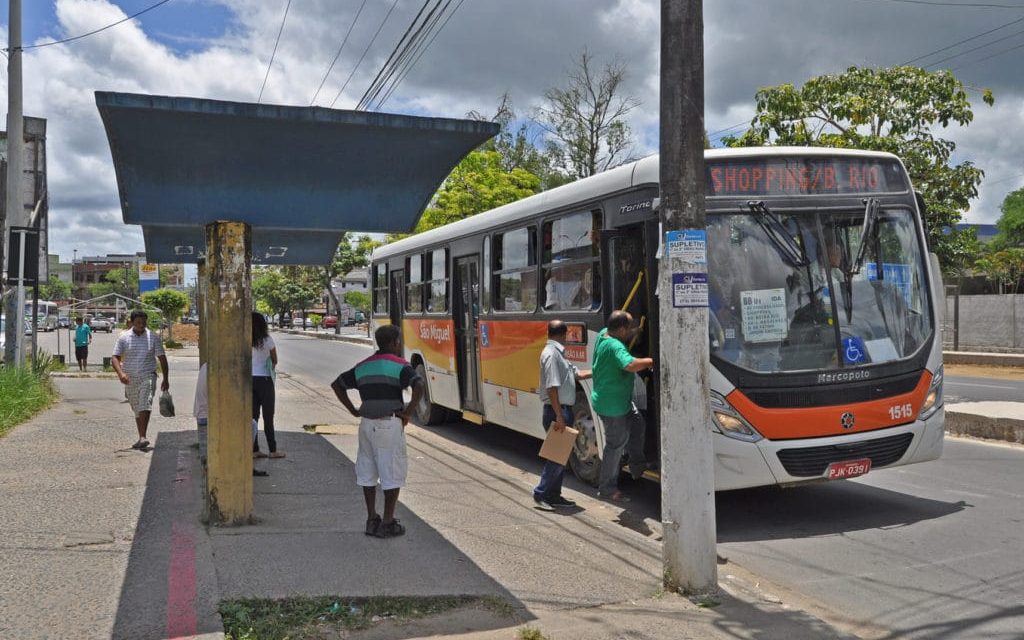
[[706, 157, 908, 197]]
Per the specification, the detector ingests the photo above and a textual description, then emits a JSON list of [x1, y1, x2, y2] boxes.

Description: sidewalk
[[0, 347, 856, 640]]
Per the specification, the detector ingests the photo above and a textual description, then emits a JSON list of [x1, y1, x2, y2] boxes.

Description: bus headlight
[[710, 391, 763, 442], [917, 365, 944, 421]]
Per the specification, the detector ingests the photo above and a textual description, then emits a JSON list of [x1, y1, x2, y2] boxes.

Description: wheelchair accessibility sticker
[[842, 336, 868, 365], [479, 323, 490, 347]]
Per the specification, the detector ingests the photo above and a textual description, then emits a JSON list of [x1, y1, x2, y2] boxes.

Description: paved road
[[945, 374, 1023, 403], [270, 331, 1024, 640]]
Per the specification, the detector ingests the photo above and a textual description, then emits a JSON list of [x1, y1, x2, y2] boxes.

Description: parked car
[[182, 315, 199, 325], [58, 315, 70, 328], [89, 315, 114, 332], [323, 315, 338, 329], [290, 316, 313, 329], [354, 311, 366, 324]]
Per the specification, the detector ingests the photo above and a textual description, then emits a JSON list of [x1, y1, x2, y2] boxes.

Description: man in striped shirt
[[111, 310, 169, 451], [332, 324, 424, 538]]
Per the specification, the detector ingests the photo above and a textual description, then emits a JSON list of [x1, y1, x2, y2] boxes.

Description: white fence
[[943, 293, 1024, 352]]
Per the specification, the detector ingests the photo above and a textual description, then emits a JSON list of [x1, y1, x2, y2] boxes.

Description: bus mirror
[[915, 192, 929, 235]]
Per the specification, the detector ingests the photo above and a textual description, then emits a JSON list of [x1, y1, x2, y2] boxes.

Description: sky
[[2, 0, 1023, 266]]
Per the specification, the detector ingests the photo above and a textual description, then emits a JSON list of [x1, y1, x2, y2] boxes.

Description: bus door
[[389, 270, 404, 330], [453, 255, 484, 414]]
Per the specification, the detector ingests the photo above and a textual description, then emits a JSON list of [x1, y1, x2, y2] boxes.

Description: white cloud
[[3, 0, 1021, 261]]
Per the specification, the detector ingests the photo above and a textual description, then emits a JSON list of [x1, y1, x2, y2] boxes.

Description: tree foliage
[[343, 290, 371, 314], [40, 275, 72, 301], [252, 267, 320, 324], [319, 234, 377, 333], [535, 49, 640, 179], [974, 248, 1024, 294], [140, 288, 190, 342], [995, 187, 1024, 248], [724, 65, 993, 270]]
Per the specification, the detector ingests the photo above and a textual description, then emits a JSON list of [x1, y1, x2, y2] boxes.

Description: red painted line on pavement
[[166, 449, 198, 638]]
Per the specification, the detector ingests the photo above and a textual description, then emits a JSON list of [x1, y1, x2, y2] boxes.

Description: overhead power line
[[378, 0, 467, 108], [950, 36, 1024, 68], [901, 15, 1024, 64], [309, 0, 369, 106], [257, 0, 293, 104], [17, 0, 174, 51], [328, 0, 402, 109], [858, 0, 1024, 8], [924, 25, 1024, 67], [355, 0, 438, 111]]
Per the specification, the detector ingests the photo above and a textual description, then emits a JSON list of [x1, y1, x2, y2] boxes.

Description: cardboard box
[[538, 425, 579, 465]]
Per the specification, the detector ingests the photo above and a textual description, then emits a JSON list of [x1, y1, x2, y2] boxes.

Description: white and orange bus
[[371, 147, 945, 490]]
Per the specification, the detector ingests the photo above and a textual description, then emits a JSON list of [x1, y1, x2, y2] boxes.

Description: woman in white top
[[252, 312, 283, 458]]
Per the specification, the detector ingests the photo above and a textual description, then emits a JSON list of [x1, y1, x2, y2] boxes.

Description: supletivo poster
[[139, 263, 159, 294]]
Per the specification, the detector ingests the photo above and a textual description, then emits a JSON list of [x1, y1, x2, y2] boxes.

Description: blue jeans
[[597, 404, 647, 496], [534, 404, 573, 501]]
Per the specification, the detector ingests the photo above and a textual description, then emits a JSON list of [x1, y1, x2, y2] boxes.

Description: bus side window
[[493, 227, 538, 312], [541, 210, 601, 311], [482, 236, 491, 313], [373, 264, 388, 315], [426, 248, 449, 313], [406, 255, 424, 313]]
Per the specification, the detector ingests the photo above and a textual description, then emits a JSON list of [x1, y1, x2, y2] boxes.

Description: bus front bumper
[[713, 407, 945, 491]]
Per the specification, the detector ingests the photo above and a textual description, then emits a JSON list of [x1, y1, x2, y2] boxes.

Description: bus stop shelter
[[96, 92, 498, 523]]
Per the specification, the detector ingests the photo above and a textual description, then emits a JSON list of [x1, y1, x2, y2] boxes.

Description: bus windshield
[[707, 206, 932, 373]]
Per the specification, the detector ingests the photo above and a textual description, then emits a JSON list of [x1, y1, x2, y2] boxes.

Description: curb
[[943, 351, 1024, 367], [272, 328, 373, 346], [945, 403, 1024, 445]]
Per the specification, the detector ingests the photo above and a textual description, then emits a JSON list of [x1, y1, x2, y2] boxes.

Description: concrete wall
[[943, 293, 1024, 351]]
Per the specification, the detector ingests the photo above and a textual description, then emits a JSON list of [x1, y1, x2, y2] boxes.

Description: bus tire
[[414, 363, 448, 426], [568, 397, 601, 487]]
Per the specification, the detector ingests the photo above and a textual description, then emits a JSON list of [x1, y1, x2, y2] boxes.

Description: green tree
[[412, 150, 541, 235], [343, 290, 371, 314], [724, 65, 993, 269], [535, 49, 640, 180], [39, 275, 72, 301], [319, 234, 377, 334], [253, 268, 290, 323], [140, 288, 190, 343], [974, 248, 1024, 294], [995, 187, 1024, 247], [469, 93, 568, 190]]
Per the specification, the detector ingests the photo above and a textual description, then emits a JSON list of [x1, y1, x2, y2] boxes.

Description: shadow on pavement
[[112, 429, 528, 639], [716, 481, 968, 543]]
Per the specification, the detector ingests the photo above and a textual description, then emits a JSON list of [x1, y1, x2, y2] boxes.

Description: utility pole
[[659, 0, 717, 593], [3, 0, 24, 364]]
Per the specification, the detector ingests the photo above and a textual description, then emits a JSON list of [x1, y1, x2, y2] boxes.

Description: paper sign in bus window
[[740, 288, 787, 343]]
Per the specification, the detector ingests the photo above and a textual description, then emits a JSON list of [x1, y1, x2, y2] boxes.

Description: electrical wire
[[371, 0, 454, 109], [328, 0, 402, 109], [257, 0, 293, 104], [857, 0, 1024, 8], [18, 0, 174, 51], [924, 25, 1024, 67], [950, 36, 1024, 68], [900, 16, 1024, 64], [309, 0, 369, 106], [377, 0, 467, 109], [354, 0, 438, 109]]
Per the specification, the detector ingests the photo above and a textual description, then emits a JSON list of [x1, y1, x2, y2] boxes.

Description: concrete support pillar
[[204, 221, 253, 524], [197, 259, 208, 366]]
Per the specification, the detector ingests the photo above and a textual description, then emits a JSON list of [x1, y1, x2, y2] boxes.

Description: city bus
[[25, 301, 59, 332], [370, 147, 945, 490]]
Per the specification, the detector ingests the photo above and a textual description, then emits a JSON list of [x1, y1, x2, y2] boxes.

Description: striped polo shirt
[[335, 352, 422, 419], [113, 328, 165, 376]]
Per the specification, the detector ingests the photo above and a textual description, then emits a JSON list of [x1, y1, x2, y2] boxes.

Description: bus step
[[461, 410, 485, 425]]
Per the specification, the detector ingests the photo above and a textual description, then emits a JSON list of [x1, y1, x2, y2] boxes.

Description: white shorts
[[126, 374, 157, 417], [355, 416, 408, 490]]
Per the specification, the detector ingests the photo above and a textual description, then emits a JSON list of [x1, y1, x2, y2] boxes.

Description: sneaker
[[130, 440, 143, 450], [548, 495, 576, 508], [139, 439, 150, 449], [533, 496, 555, 511], [365, 515, 382, 536]]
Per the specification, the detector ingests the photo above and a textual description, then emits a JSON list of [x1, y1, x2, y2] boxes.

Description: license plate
[[825, 458, 872, 480]]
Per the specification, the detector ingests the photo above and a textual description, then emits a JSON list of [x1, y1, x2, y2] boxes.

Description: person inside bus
[[591, 310, 655, 502], [533, 319, 592, 511], [74, 316, 92, 372]]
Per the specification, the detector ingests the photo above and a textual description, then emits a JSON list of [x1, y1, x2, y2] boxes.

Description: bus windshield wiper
[[746, 201, 809, 267], [852, 198, 880, 274]]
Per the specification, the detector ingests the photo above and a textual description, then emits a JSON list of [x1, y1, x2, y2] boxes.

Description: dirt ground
[[945, 363, 1024, 380], [168, 323, 199, 345]]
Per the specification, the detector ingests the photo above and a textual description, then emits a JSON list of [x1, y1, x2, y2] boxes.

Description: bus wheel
[[568, 399, 601, 487], [414, 363, 448, 425]]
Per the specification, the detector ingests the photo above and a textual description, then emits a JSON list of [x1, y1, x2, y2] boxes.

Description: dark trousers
[[534, 404, 573, 501], [252, 376, 277, 452]]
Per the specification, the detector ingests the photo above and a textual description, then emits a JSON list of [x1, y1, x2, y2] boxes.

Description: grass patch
[[163, 339, 184, 349], [0, 360, 58, 438], [518, 626, 552, 640], [220, 595, 509, 640]]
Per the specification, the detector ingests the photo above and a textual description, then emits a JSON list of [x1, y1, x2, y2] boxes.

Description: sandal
[[365, 515, 382, 536], [252, 469, 269, 477], [269, 452, 286, 459], [373, 519, 406, 538], [253, 452, 269, 459]]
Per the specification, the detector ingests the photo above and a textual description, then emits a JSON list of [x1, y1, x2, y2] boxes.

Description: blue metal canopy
[[141, 225, 346, 265], [95, 92, 498, 264]]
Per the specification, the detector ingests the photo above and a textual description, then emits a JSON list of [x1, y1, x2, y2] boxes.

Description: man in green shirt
[[591, 310, 654, 502], [74, 316, 92, 372]]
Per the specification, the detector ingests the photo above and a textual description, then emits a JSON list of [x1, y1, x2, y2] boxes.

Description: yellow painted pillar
[[204, 221, 253, 524], [197, 259, 208, 366]]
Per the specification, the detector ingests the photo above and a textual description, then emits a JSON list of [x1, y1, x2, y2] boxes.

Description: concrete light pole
[[659, 0, 718, 593], [3, 0, 25, 364]]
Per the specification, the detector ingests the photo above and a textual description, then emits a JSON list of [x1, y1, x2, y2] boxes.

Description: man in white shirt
[[112, 310, 169, 450]]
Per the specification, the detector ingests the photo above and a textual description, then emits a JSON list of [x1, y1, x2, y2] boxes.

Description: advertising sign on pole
[[139, 262, 159, 293]]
